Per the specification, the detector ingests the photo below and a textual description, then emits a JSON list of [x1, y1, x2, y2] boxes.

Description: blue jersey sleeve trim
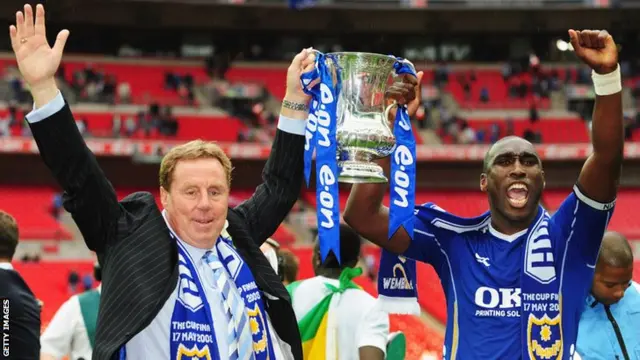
[[573, 184, 616, 211]]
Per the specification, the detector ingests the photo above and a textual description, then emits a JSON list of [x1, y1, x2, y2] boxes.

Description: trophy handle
[[384, 102, 396, 125]]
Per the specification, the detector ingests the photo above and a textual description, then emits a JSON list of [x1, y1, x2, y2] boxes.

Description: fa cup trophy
[[323, 52, 415, 184]]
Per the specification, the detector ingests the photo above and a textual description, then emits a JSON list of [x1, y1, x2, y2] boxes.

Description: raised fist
[[385, 71, 424, 121], [285, 48, 316, 105], [568, 29, 618, 75]]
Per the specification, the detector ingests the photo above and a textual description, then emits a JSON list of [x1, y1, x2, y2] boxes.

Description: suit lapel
[[225, 213, 289, 301]]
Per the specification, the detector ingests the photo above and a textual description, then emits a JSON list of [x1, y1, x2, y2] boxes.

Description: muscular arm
[[344, 157, 411, 254], [231, 104, 307, 246], [27, 87, 120, 253], [568, 30, 624, 203], [359, 346, 385, 360], [577, 81, 623, 202]]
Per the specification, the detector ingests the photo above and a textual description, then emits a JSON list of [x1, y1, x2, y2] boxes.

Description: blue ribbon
[[301, 52, 342, 263], [388, 58, 417, 241], [300, 53, 417, 263]]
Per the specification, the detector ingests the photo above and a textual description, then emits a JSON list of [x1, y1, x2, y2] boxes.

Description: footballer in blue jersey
[[345, 29, 623, 360]]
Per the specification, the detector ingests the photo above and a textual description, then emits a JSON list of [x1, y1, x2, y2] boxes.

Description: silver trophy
[[324, 52, 414, 183]]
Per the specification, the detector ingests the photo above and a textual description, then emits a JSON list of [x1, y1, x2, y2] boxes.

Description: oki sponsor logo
[[474, 287, 522, 318], [475, 286, 521, 309]]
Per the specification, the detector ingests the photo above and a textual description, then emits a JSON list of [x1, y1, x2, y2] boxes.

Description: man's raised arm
[[569, 30, 624, 203], [344, 72, 423, 254], [11, 4, 120, 252], [232, 49, 315, 245]]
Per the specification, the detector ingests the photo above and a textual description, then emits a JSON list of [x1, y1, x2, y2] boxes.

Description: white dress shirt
[[40, 285, 102, 360], [26, 91, 307, 359], [290, 275, 390, 360]]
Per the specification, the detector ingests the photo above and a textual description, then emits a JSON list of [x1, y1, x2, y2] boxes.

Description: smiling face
[[159, 140, 232, 249], [480, 137, 545, 231]]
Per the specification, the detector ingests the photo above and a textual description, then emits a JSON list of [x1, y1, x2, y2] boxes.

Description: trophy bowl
[[325, 52, 400, 184]]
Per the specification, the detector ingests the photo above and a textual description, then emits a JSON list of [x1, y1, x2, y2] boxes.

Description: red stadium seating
[[75, 112, 247, 141], [446, 69, 551, 109], [14, 261, 96, 327], [0, 186, 72, 240], [417, 262, 447, 324], [544, 188, 640, 238], [466, 117, 590, 144], [59, 61, 209, 105], [389, 314, 444, 359]]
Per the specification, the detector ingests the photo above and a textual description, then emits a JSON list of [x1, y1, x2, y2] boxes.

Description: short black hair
[[0, 211, 19, 260], [314, 223, 362, 269], [598, 232, 634, 269], [93, 261, 102, 282]]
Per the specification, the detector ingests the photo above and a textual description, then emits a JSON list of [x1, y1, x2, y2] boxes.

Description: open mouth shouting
[[507, 182, 529, 208]]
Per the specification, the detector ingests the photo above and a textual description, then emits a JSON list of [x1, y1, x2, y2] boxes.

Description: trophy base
[[338, 160, 388, 184]]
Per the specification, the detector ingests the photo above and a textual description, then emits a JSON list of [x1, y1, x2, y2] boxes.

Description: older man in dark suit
[[10, 4, 316, 360], [0, 210, 41, 360]]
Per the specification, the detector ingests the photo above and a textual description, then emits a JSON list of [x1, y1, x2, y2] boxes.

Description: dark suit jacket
[[0, 267, 41, 360], [29, 104, 305, 360]]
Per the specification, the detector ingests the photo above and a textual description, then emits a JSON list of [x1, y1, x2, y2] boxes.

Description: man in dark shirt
[[0, 210, 41, 359]]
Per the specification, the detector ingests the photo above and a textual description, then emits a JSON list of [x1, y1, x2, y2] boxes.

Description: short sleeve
[[356, 303, 390, 354], [549, 184, 615, 267], [401, 203, 461, 269], [402, 219, 447, 268], [40, 296, 80, 358]]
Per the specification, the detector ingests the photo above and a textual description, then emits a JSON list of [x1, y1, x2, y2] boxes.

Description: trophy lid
[[324, 52, 398, 76], [326, 51, 397, 64]]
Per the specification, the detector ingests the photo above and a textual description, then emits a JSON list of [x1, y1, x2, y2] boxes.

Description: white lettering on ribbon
[[318, 164, 336, 229], [392, 145, 414, 208]]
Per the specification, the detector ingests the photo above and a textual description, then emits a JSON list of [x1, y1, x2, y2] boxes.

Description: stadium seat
[[0, 186, 72, 240], [14, 261, 95, 327]]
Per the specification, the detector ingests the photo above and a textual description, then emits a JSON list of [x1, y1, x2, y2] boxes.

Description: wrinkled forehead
[[489, 138, 539, 161]]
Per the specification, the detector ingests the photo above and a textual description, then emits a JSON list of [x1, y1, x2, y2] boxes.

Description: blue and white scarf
[[301, 53, 418, 272], [119, 221, 276, 360], [519, 206, 562, 360], [377, 248, 420, 315]]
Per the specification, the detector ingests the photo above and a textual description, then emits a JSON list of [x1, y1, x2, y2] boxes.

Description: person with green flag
[[287, 224, 400, 360], [41, 261, 102, 360]]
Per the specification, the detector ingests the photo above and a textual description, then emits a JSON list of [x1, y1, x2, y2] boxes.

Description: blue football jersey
[[403, 185, 615, 360]]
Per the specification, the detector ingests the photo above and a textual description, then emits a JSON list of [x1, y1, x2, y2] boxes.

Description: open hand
[[568, 29, 618, 74], [386, 71, 424, 121], [10, 4, 69, 91]]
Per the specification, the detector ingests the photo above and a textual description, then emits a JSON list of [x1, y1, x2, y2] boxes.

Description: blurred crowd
[[3, 52, 640, 145]]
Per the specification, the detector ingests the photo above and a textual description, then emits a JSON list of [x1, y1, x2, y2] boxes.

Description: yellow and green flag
[[287, 267, 362, 360]]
